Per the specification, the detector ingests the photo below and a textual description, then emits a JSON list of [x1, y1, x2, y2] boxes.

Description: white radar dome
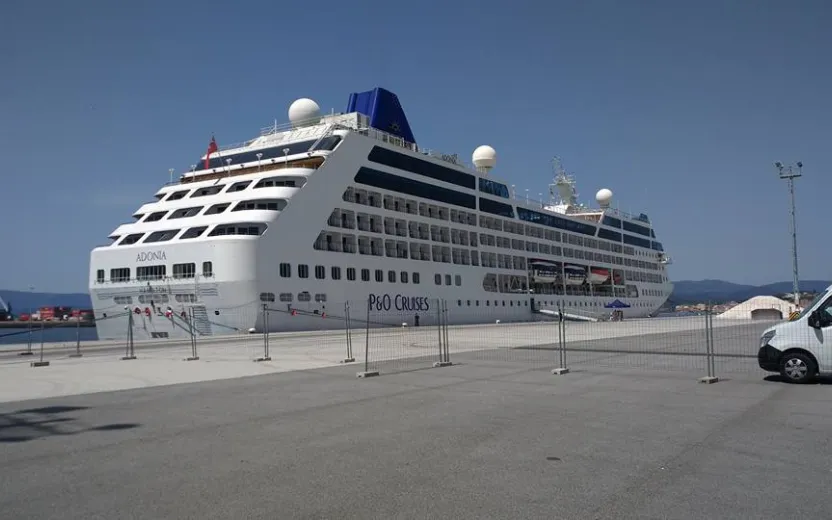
[[472, 145, 497, 172], [288, 98, 321, 128], [596, 188, 613, 208]]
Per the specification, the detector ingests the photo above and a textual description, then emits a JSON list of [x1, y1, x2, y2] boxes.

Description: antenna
[[775, 161, 803, 307]]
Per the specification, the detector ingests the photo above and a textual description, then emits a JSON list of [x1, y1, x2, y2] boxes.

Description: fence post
[[185, 306, 199, 361], [19, 317, 34, 356], [69, 316, 83, 358], [357, 296, 379, 378], [551, 302, 569, 375], [443, 300, 450, 363], [31, 320, 50, 367], [698, 304, 719, 384], [122, 311, 136, 360], [341, 301, 355, 363], [255, 304, 271, 362], [434, 299, 452, 367]]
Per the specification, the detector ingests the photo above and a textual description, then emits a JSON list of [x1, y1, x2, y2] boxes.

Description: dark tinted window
[[598, 228, 621, 242], [354, 167, 476, 210], [516, 208, 597, 236], [196, 139, 318, 171], [623, 234, 651, 248], [623, 220, 651, 237], [144, 229, 179, 243], [367, 146, 476, 189], [602, 216, 622, 228], [180, 226, 207, 239], [651, 241, 664, 251], [479, 197, 515, 218], [479, 178, 509, 198]]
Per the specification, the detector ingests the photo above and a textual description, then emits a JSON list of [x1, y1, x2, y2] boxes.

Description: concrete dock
[[2, 317, 819, 520]]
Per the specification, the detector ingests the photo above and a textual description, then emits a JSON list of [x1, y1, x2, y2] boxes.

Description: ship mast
[[549, 156, 579, 209]]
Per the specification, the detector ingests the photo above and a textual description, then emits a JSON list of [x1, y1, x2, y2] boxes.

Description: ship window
[[598, 228, 621, 242], [354, 167, 476, 210], [110, 268, 130, 282], [479, 197, 515, 218], [137, 265, 166, 281], [260, 292, 275, 302], [367, 146, 476, 189], [315, 265, 325, 279], [298, 264, 309, 278], [169, 206, 203, 219], [144, 229, 180, 243], [331, 266, 341, 280], [191, 186, 224, 198], [119, 233, 144, 245], [254, 177, 298, 188], [208, 223, 267, 236], [227, 181, 252, 192], [347, 267, 356, 281], [202, 261, 213, 277], [412, 272, 420, 284], [388, 270, 396, 283], [114, 296, 133, 304], [298, 291, 311, 302], [144, 211, 167, 222], [280, 263, 291, 277], [197, 139, 318, 171], [455, 275, 462, 286], [602, 216, 622, 228], [434, 274, 441, 285], [478, 178, 510, 198], [315, 293, 327, 302], [232, 199, 287, 212], [375, 269, 383, 282], [175, 294, 195, 303], [623, 220, 651, 237], [96, 269, 105, 283], [180, 226, 207, 239], [279, 293, 293, 302], [516, 208, 597, 237], [172, 263, 196, 279], [400, 271, 408, 283], [316, 135, 342, 151], [651, 241, 664, 252], [166, 190, 190, 201], [445, 274, 451, 286], [361, 268, 370, 281], [623, 234, 651, 249], [205, 203, 230, 215]]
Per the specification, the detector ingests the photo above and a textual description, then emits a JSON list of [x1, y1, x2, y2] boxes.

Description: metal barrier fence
[[0, 299, 796, 384]]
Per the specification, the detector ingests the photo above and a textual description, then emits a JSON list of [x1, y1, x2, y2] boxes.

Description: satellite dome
[[288, 98, 321, 128], [472, 145, 497, 172], [596, 188, 613, 208]]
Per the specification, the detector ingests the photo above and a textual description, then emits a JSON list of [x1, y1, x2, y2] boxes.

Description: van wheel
[[779, 352, 816, 384]]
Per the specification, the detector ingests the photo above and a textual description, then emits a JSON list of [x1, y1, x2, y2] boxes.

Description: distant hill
[[0, 290, 92, 315], [670, 279, 831, 304]]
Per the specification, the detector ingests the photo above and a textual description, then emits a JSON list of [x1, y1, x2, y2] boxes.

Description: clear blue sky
[[1, 0, 830, 293]]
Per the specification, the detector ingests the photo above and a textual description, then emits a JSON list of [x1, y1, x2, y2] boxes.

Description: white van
[[758, 284, 832, 383]]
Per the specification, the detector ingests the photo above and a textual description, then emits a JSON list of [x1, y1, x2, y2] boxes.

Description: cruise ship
[[88, 87, 673, 340]]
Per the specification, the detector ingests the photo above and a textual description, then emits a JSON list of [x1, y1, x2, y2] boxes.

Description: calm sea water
[[0, 327, 99, 346]]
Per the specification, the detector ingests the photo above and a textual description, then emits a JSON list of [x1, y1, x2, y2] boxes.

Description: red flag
[[204, 136, 218, 169]]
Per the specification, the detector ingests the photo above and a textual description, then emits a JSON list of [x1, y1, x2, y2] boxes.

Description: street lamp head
[[774, 161, 783, 169], [797, 161, 803, 168]]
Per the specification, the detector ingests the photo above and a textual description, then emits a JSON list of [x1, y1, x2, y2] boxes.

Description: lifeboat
[[588, 267, 610, 284], [563, 264, 586, 285]]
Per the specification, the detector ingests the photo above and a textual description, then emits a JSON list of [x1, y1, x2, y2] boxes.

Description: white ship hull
[[89, 87, 673, 341]]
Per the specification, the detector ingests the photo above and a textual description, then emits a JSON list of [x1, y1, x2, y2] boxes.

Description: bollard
[[342, 301, 355, 363], [255, 304, 271, 362], [69, 317, 83, 358], [551, 303, 569, 375]]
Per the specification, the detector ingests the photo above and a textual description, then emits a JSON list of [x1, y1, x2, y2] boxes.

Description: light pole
[[775, 161, 803, 308]]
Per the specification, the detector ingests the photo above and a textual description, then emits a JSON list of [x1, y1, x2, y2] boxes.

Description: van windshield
[[797, 291, 827, 319]]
